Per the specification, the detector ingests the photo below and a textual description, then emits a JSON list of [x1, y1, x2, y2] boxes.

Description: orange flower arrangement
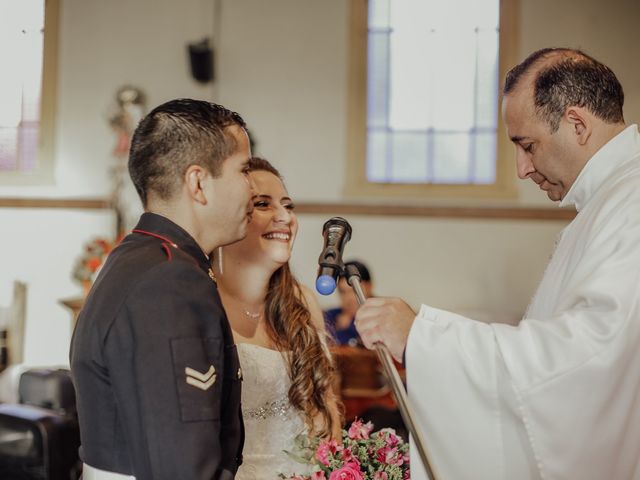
[[72, 237, 114, 286]]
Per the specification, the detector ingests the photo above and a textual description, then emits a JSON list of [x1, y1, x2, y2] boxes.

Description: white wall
[[1, 0, 639, 366], [0, 0, 221, 365], [290, 215, 562, 322]]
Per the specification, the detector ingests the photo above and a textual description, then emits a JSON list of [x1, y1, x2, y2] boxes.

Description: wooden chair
[[0, 281, 27, 367], [331, 345, 402, 422]]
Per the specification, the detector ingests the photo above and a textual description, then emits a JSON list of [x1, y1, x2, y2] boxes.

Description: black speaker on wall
[[188, 38, 214, 83]]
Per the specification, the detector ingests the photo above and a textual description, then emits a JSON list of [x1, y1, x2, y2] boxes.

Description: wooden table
[[58, 297, 84, 330]]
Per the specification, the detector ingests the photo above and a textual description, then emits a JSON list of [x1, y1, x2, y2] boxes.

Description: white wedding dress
[[236, 343, 312, 479]]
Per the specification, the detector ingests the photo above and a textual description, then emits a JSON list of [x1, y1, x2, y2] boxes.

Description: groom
[[71, 99, 254, 479]]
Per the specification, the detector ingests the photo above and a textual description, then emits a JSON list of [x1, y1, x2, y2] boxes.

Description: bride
[[212, 157, 341, 478]]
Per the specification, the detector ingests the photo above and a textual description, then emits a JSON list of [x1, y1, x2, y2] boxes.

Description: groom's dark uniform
[[71, 212, 244, 480]]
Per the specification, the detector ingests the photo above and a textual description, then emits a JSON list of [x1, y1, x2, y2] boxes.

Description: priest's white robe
[[407, 125, 640, 480]]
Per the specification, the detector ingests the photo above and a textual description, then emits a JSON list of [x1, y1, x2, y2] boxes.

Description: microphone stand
[[345, 263, 439, 480]]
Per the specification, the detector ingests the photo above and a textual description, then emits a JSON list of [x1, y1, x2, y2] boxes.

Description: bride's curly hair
[[248, 157, 340, 438]]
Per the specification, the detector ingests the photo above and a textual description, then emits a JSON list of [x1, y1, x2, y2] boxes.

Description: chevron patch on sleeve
[[185, 365, 217, 391]]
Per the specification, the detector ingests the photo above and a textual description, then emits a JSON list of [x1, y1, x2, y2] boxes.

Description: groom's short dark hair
[[128, 98, 246, 206]]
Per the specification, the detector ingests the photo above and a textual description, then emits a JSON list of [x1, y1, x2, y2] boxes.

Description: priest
[[355, 48, 640, 479]]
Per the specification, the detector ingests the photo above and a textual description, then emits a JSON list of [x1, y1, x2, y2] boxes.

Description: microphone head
[[316, 217, 353, 296], [322, 217, 352, 240], [316, 274, 337, 295]]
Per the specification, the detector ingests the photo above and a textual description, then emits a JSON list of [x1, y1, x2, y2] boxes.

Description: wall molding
[[0, 197, 110, 209], [296, 203, 575, 221], [0, 197, 575, 221]]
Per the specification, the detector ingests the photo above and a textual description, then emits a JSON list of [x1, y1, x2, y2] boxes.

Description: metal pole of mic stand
[[347, 269, 438, 480]]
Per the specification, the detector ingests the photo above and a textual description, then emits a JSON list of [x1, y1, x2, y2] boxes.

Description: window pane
[[19, 123, 39, 171], [0, 0, 45, 173], [368, 32, 390, 129], [475, 28, 499, 129], [390, 131, 429, 182], [432, 133, 471, 183], [430, 31, 477, 131], [469, 0, 500, 28], [473, 132, 497, 183], [366, 0, 500, 186], [369, 0, 390, 29], [367, 129, 389, 182], [0, 83, 22, 127], [388, 2, 433, 130], [0, 128, 18, 171]]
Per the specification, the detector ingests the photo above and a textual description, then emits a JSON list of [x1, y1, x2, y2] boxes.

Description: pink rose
[[347, 419, 374, 440], [328, 462, 364, 480], [373, 473, 388, 480], [311, 472, 327, 480], [316, 439, 341, 466]]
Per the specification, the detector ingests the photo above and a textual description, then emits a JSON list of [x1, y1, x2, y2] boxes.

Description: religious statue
[[107, 85, 146, 238]]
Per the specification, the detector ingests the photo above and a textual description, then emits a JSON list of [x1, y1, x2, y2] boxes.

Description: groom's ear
[[185, 165, 208, 205]]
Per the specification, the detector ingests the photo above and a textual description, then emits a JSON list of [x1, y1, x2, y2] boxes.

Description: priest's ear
[[564, 106, 592, 146], [184, 165, 209, 205]]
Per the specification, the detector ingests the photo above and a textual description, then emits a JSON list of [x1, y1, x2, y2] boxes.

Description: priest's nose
[[516, 151, 535, 179]]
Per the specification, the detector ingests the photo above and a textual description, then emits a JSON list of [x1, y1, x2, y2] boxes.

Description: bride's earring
[[217, 246, 224, 275]]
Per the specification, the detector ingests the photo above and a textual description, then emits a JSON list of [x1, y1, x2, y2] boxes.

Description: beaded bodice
[[236, 343, 311, 478]]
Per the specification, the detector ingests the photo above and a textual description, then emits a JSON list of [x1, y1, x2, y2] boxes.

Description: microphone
[[315, 217, 352, 295]]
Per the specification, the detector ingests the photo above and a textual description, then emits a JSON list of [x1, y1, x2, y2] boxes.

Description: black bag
[[0, 403, 81, 480], [0, 369, 81, 479], [18, 369, 76, 417]]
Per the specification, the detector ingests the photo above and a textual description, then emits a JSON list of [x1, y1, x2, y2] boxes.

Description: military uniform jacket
[[70, 212, 244, 480]]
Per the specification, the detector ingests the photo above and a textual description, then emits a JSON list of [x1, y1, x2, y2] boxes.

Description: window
[[0, 0, 58, 184], [346, 0, 519, 198]]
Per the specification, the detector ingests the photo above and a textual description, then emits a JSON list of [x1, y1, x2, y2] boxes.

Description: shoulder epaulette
[[132, 229, 178, 260]]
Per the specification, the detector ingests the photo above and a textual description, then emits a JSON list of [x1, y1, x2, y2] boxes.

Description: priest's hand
[[355, 297, 416, 362]]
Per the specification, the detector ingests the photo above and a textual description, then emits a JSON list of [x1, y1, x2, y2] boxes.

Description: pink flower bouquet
[[281, 419, 410, 480]]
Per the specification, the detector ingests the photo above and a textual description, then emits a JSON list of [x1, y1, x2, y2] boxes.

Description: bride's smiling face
[[229, 170, 298, 266]]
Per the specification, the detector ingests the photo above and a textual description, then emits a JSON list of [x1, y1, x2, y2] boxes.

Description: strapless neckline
[[236, 342, 281, 353]]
